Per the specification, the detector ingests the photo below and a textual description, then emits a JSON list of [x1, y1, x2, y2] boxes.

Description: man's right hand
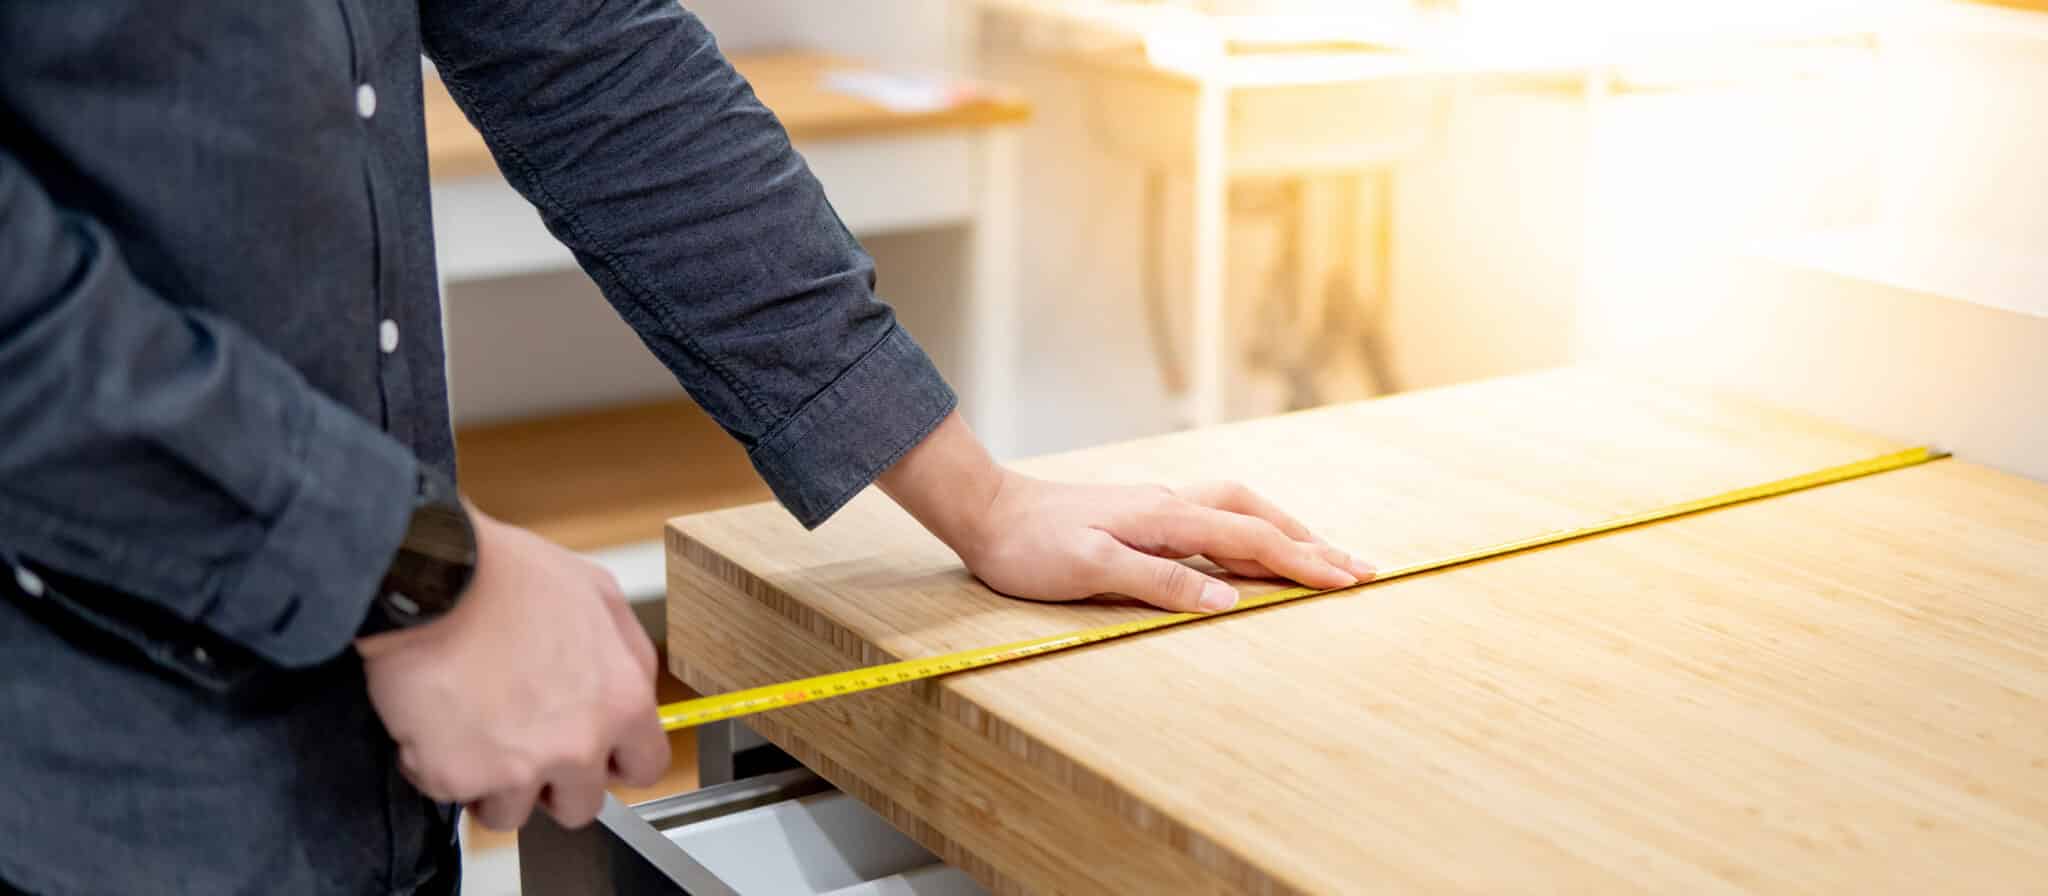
[[356, 510, 670, 831]]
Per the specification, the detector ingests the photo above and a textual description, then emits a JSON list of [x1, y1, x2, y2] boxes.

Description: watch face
[[381, 499, 476, 624]]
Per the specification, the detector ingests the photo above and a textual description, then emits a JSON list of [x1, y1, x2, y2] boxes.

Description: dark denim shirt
[[0, 2, 955, 893]]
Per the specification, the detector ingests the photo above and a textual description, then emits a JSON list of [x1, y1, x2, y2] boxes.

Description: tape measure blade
[[659, 445, 1945, 732]]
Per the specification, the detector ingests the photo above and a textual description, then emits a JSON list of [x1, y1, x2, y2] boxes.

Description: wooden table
[[424, 50, 1032, 182], [664, 367, 2048, 894]]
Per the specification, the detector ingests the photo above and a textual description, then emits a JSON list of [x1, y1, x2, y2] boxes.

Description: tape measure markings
[[659, 445, 1948, 732]]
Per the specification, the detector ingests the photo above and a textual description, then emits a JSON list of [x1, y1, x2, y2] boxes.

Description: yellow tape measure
[[659, 445, 1949, 732]]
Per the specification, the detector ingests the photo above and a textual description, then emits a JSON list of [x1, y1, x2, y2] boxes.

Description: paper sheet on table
[[823, 70, 976, 113]]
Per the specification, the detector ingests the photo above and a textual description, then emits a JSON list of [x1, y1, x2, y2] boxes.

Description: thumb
[[1093, 536, 1241, 613]]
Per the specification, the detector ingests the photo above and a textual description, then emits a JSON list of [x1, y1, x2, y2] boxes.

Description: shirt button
[[379, 319, 400, 354], [13, 565, 44, 599], [191, 646, 213, 667], [356, 83, 377, 119]]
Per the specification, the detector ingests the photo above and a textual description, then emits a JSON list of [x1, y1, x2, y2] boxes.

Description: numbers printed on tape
[[659, 446, 1949, 733]]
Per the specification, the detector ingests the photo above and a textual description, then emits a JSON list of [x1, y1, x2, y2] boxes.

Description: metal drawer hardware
[[521, 769, 831, 896], [520, 768, 983, 895]]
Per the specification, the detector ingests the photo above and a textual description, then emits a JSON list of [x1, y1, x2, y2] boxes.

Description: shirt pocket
[[3, 552, 257, 694]]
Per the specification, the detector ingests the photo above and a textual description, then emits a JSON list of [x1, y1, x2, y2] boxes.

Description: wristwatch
[[360, 465, 477, 638]]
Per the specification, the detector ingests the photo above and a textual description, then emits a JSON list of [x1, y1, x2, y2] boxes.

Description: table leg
[[966, 128, 1022, 459], [1359, 168, 1398, 396], [1189, 80, 1230, 429]]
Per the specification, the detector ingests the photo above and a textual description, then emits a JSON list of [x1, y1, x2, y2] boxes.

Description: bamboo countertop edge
[[732, 703, 1040, 896], [662, 516, 1295, 892], [666, 522, 897, 668]]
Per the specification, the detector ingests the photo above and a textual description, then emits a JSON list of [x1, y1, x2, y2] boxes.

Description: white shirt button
[[356, 83, 377, 119], [379, 319, 400, 354], [13, 565, 44, 599]]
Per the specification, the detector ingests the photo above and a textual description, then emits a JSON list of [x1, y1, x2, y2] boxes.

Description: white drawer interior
[[664, 790, 985, 896]]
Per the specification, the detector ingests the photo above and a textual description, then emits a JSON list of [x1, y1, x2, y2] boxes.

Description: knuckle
[[567, 730, 611, 769], [613, 669, 654, 706], [556, 801, 601, 829], [606, 687, 654, 730], [479, 803, 523, 832], [1246, 518, 1291, 551], [1078, 534, 1124, 572], [1150, 562, 1195, 602], [405, 768, 456, 802], [403, 749, 465, 802], [1142, 484, 1179, 513], [1298, 535, 1335, 564], [426, 771, 472, 803], [495, 768, 530, 795], [497, 754, 542, 790], [438, 767, 486, 802]]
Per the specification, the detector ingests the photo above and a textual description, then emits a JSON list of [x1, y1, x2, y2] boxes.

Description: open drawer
[[518, 768, 986, 896]]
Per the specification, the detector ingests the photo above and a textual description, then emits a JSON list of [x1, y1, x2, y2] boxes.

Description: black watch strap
[[360, 466, 477, 638]]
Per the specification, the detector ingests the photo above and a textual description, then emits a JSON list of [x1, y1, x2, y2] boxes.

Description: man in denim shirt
[[0, 3, 1377, 893]]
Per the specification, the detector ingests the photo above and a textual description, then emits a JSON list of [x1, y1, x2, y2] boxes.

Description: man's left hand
[[878, 412, 1375, 612]]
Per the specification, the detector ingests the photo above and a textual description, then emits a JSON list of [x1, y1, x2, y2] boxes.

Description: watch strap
[[361, 466, 476, 638]]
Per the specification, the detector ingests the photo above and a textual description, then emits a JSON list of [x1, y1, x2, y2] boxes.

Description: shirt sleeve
[[0, 146, 419, 669], [420, 0, 958, 528]]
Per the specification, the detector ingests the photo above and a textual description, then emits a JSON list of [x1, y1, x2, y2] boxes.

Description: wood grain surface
[[665, 367, 2048, 894], [425, 50, 1031, 182]]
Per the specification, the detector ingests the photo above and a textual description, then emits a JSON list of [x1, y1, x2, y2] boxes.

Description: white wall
[[687, 0, 965, 70], [1385, 78, 1587, 392], [1574, 5, 2048, 481], [451, 2, 2048, 480]]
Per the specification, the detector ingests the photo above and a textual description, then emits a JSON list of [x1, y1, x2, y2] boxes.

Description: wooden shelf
[[455, 398, 772, 553], [426, 49, 1032, 182]]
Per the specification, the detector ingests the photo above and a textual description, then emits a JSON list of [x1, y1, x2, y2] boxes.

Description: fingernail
[[1324, 547, 1377, 582], [1199, 582, 1239, 612]]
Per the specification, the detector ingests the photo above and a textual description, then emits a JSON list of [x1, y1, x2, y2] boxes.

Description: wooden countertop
[[664, 367, 2048, 894], [425, 50, 1032, 182]]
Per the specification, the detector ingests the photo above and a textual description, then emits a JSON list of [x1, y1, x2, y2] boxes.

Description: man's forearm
[[0, 144, 418, 669], [424, 1, 956, 530], [876, 411, 1007, 561]]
